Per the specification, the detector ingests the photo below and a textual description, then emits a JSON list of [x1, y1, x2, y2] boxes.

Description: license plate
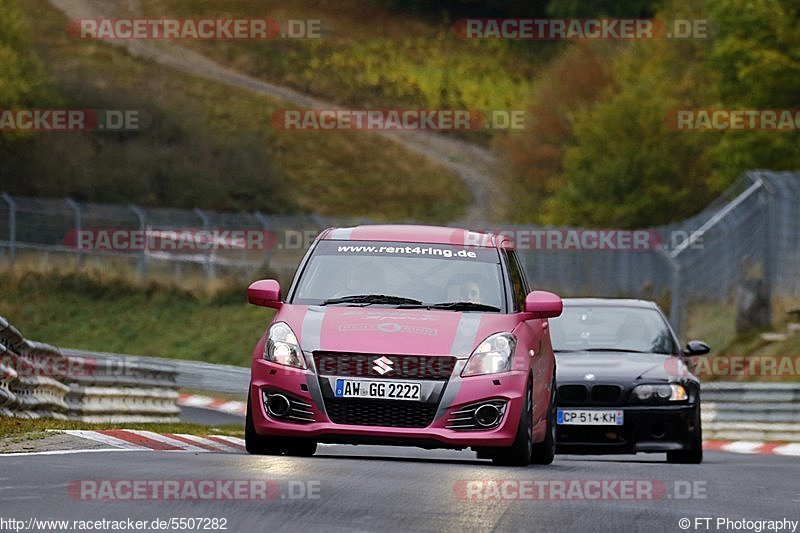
[[557, 409, 624, 426], [334, 379, 422, 401]]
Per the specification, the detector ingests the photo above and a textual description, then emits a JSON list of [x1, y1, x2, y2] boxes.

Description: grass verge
[[0, 270, 272, 367], [7, 0, 468, 222], [684, 300, 800, 382], [0, 418, 243, 450]]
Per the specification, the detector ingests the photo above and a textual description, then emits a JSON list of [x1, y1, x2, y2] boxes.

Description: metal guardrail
[[64, 350, 800, 443], [702, 382, 800, 441], [0, 317, 180, 423], [6, 325, 800, 442], [61, 349, 249, 397]]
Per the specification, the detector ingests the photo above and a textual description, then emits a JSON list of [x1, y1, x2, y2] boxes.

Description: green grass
[[0, 418, 243, 445], [0, 270, 273, 367], [5, 0, 468, 222], [684, 301, 800, 382], [141, 0, 545, 133], [683, 302, 738, 356]]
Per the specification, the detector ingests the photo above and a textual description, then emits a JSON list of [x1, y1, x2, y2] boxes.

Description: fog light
[[474, 403, 501, 427], [266, 393, 291, 417]]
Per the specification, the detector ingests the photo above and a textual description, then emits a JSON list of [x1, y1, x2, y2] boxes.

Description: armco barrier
[[10, 327, 800, 441], [61, 350, 800, 443], [702, 382, 800, 441], [0, 316, 179, 423], [61, 349, 249, 396], [64, 354, 180, 423]]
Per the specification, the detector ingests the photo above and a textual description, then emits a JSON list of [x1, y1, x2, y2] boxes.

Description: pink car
[[246, 225, 563, 466]]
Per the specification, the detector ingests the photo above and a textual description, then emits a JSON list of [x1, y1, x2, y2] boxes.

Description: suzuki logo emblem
[[373, 356, 394, 375]]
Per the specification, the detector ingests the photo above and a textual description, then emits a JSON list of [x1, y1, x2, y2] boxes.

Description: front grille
[[325, 398, 438, 428], [314, 352, 455, 380], [591, 385, 622, 403], [558, 385, 588, 403], [558, 384, 624, 404]]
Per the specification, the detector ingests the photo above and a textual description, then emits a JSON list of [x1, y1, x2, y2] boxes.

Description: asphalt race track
[[1, 445, 797, 533], [178, 406, 245, 427]]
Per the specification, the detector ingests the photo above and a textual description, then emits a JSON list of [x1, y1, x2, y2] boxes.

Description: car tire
[[245, 396, 284, 455], [530, 374, 556, 465], [492, 380, 533, 467], [284, 439, 318, 457], [667, 410, 703, 464]]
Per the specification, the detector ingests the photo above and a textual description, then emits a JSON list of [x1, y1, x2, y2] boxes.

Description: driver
[[331, 262, 383, 297], [446, 274, 484, 303]]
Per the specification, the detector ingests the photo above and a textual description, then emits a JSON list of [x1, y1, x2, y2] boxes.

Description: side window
[[505, 251, 527, 312]]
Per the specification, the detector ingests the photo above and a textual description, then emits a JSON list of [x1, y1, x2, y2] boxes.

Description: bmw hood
[[555, 351, 680, 383], [275, 305, 515, 358]]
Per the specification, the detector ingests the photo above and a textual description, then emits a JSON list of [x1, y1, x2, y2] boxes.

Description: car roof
[[562, 297, 660, 309], [319, 225, 513, 249]]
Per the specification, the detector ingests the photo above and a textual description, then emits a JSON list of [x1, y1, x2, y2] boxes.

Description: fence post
[[759, 177, 774, 327], [254, 211, 271, 268], [1, 193, 16, 266], [194, 208, 214, 280], [661, 248, 683, 339], [129, 204, 148, 280], [65, 198, 82, 270]]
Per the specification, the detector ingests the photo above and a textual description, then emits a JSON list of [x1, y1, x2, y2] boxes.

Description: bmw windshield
[[291, 240, 505, 311], [550, 305, 679, 355]]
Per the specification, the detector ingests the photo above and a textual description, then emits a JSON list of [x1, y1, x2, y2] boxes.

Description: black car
[[551, 298, 710, 463]]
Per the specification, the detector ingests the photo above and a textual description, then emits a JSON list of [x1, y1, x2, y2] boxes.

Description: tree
[[543, 1, 720, 227], [495, 42, 615, 223], [706, 0, 800, 184]]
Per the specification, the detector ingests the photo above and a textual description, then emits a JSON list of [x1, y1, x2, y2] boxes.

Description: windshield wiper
[[320, 294, 423, 306], [426, 301, 501, 312]]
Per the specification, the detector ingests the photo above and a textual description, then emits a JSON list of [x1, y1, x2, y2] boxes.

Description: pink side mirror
[[248, 279, 282, 309], [524, 290, 563, 318]]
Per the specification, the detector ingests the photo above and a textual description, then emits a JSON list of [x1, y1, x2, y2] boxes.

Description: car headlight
[[264, 322, 306, 369], [462, 333, 517, 377], [632, 383, 687, 401]]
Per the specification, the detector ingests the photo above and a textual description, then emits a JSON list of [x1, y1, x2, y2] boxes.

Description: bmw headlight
[[264, 322, 306, 369], [462, 333, 517, 377], [632, 383, 687, 401]]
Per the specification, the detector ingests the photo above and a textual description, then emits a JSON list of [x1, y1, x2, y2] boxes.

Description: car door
[[505, 250, 551, 424]]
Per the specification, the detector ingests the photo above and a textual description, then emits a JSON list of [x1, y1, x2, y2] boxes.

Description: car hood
[[555, 351, 679, 383], [274, 305, 515, 358]]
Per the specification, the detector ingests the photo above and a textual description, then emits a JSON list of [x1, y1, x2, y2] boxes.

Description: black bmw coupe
[[551, 298, 710, 463]]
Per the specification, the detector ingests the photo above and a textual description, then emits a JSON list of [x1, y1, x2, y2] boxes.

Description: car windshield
[[291, 240, 504, 311], [550, 305, 678, 355]]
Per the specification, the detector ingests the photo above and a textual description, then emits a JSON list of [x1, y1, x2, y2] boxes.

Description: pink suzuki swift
[[246, 225, 563, 466]]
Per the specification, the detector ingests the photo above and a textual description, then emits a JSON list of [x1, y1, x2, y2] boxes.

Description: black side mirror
[[683, 340, 710, 356]]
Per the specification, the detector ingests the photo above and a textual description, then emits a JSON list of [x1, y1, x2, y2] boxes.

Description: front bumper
[[249, 358, 529, 449], [555, 404, 700, 454]]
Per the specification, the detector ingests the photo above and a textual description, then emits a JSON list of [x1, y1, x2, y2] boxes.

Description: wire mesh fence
[[1, 171, 798, 334]]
